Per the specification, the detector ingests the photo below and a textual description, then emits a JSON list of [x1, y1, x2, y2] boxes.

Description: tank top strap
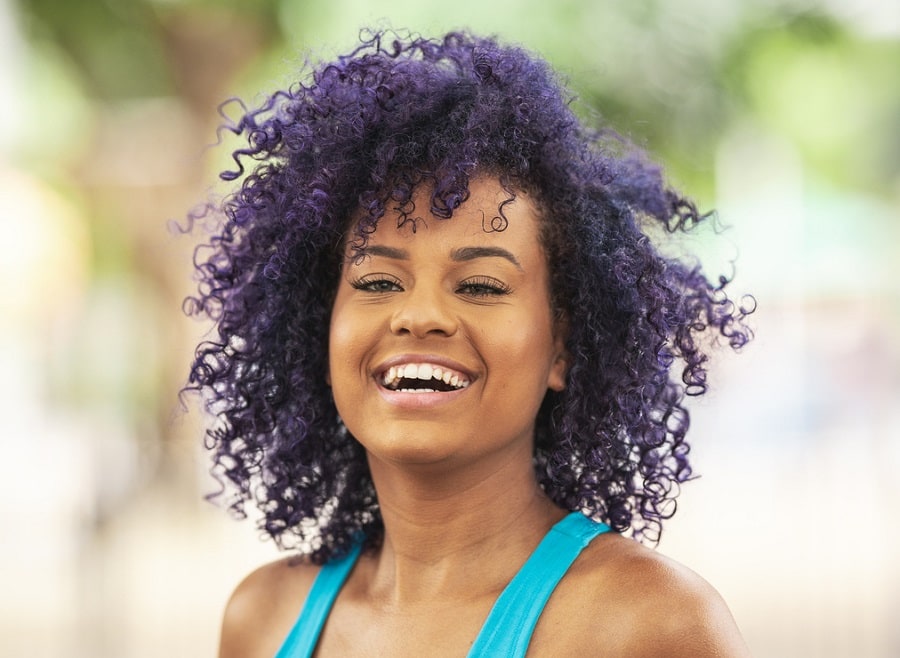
[[274, 542, 363, 658], [274, 513, 610, 658], [466, 512, 611, 657]]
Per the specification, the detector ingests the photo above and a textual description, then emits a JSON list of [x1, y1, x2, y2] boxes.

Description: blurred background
[[1, 0, 898, 656]]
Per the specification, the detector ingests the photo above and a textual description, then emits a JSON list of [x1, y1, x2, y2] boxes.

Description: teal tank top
[[274, 512, 611, 657]]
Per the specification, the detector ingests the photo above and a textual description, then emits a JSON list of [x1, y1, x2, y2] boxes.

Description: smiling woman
[[329, 180, 566, 469], [185, 29, 753, 657]]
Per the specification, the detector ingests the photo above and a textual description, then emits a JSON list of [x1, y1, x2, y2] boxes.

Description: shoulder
[[537, 533, 751, 657], [218, 556, 322, 658]]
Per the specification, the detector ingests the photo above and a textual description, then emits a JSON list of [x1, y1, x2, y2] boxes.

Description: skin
[[218, 178, 751, 657]]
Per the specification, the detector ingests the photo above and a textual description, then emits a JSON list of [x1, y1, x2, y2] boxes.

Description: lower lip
[[376, 383, 470, 409]]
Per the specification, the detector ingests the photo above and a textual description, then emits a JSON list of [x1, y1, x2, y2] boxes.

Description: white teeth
[[381, 362, 471, 390]]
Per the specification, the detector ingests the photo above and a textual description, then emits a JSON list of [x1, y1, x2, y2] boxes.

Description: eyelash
[[350, 274, 403, 293], [349, 275, 511, 298], [457, 276, 511, 298]]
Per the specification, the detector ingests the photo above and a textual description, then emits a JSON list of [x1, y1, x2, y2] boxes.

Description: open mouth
[[380, 363, 471, 393]]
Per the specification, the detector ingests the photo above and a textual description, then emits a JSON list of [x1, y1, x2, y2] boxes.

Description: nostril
[[389, 300, 458, 338]]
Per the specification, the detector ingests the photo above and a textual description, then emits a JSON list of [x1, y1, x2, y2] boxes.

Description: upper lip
[[373, 354, 476, 382]]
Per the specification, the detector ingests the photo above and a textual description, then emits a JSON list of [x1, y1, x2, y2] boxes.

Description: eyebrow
[[360, 245, 409, 260], [360, 245, 523, 270], [451, 246, 522, 270]]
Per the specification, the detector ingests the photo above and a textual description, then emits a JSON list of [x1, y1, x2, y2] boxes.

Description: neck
[[361, 445, 565, 604]]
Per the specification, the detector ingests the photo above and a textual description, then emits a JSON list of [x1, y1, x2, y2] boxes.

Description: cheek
[[327, 304, 375, 388], [328, 317, 351, 378], [327, 302, 351, 385], [486, 315, 558, 375]]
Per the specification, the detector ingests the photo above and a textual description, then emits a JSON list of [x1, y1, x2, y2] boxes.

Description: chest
[[311, 590, 600, 658], [289, 514, 613, 657], [314, 596, 493, 657]]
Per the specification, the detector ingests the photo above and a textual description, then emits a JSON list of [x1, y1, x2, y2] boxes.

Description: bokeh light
[[1, 1, 897, 656]]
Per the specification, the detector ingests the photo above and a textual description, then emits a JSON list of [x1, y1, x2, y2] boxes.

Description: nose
[[389, 285, 458, 338]]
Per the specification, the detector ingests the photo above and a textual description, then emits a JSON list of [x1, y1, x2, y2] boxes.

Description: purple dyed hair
[[185, 29, 752, 562]]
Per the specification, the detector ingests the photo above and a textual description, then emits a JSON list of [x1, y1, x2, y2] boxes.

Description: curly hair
[[184, 29, 752, 563]]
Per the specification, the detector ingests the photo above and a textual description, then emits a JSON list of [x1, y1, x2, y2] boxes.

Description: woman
[[186, 29, 753, 656]]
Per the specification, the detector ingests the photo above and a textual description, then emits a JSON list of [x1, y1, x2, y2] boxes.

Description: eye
[[351, 274, 403, 293], [457, 276, 511, 298]]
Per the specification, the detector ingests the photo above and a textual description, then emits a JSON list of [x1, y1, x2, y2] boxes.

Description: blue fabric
[[274, 512, 610, 657], [273, 542, 362, 658], [465, 512, 610, 656]]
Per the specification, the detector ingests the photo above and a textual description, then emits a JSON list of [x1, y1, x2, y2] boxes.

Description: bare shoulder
[[218, 555, 321, 658], [536, 533, 751, 657]]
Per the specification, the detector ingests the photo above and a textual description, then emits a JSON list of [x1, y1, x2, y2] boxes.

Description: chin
[[363, 432, 462, 468]]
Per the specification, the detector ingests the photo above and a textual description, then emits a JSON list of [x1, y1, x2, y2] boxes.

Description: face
[[328, 177, 567, 471]]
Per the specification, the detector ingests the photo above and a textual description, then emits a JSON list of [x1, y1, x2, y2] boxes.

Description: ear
[[547, 318, 569, 392]]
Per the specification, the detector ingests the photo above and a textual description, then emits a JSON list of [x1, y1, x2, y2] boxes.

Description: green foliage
[[14, 0, 900, 201]]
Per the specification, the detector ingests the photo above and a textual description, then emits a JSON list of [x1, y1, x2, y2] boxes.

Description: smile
[[380, 363, 472, 393]]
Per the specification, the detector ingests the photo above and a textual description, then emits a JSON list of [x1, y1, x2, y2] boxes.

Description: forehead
[[352, 178, 543, 252]]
